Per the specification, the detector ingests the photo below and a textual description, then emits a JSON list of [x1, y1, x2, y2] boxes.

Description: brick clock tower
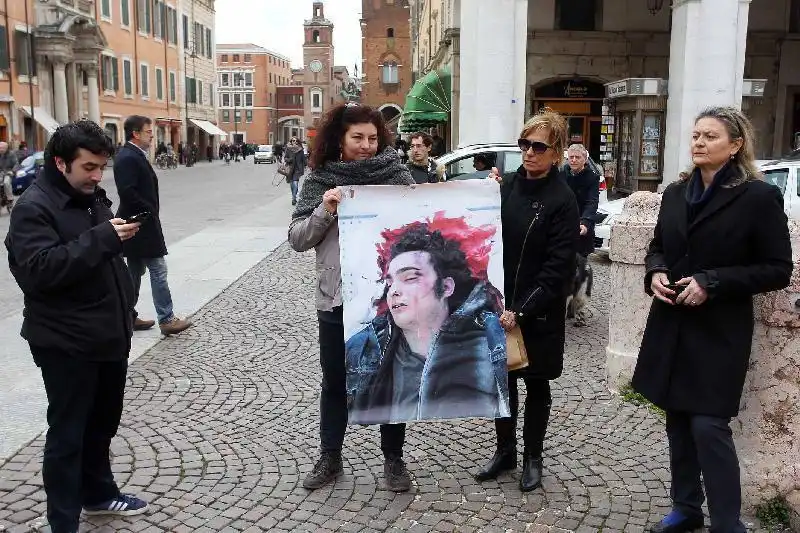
[[303, 1, 335, 140]]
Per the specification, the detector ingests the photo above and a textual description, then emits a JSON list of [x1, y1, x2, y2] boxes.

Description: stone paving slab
[[0, 246, 770, 532]]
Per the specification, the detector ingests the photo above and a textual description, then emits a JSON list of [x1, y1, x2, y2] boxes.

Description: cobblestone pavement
[[0, 247, 763, 532]]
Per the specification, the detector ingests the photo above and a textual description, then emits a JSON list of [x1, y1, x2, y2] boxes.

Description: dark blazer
[[632, 175, 793, 418], [113, 142, 167, 258], [501, 165, 580, 380], [4, 167, 135, 360], [564, 165, 600, 256]]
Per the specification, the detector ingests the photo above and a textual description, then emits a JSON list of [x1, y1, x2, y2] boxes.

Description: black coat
[[564, 165, 600, 256], [632, 175, 793, 418], [4, 167, 135, 360], [501, 166, 580, 380], [114, 142, 167, 258]]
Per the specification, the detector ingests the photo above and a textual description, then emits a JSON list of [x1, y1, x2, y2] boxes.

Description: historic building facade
[[0, 0, 222, 155], [216, 43, 292, 145], [405, 0, 800, 190], [360, 0, 411, 130]]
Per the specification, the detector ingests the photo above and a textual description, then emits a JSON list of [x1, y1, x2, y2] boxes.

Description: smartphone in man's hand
[[126, 212, 151, 224]]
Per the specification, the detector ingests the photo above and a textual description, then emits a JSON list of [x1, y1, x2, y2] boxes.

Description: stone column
[[605, 192, 662, 391], [458, 0, 527, 146], [52, 62, 70, 125], [85, 64, 101, 124], [662, 0, 751, 187], [733, 219, 800, 521], [65, 63, 78, 122]]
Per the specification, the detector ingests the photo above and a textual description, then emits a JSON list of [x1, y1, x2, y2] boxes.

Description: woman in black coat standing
[[633, 107, 793, 533], [474, 109, 579, 491]]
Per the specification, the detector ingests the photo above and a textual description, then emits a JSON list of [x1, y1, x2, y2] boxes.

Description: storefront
[[531, 78, 606, 162], [603, 78, 766, 194]]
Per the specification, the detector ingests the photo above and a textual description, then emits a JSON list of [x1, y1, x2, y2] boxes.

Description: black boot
[[474, 447, 517, 481], [520, 453, 543, 492], [303, 451, 343, 490]]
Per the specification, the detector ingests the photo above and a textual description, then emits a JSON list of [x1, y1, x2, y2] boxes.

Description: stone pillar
[[458, 0, 527, 147], [85, 64, 101, 125], [52, 62, 69, 125], [733, 219, 800, 520], [65, 63, 78, 122], [662, 0, 751, 187], [605, 192, 662, 391]]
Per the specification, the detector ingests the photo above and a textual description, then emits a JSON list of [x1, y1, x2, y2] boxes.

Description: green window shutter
[[0, 26, 9, 71]]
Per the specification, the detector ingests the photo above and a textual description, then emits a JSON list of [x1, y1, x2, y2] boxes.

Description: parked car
[[254, 145, 275, 164], [593, 159, 800, 255], [12, 150, 44, 195], [435, 143, 608, 203]]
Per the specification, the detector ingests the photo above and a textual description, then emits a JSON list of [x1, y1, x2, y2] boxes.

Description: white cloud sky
[[215, 0, 363, 73]]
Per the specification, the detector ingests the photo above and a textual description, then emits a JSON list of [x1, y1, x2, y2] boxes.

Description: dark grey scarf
[[291, 146, 414, 219]]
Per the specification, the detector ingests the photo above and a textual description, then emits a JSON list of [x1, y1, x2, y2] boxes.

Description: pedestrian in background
[[283, 137, 307, 205], [475, 109, 579, 492], [633, 107, 792, 533], [406, 132, 446, 183], [288, 103, 415, 493], [563, 143, 600, 257], [5, 120, 149, 532], [114, 115, 193, 336]]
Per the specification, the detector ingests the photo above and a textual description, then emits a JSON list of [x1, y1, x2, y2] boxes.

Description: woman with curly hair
[[288, 103, 415, 492]]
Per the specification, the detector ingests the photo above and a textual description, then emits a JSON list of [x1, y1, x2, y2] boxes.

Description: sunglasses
[[518, 139, 552, 154]]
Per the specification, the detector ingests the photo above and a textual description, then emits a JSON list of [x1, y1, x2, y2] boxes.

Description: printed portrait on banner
[[337, 180, 511, 425]]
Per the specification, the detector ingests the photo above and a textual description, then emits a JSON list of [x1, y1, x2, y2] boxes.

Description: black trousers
[[31, 346, 127, 533], [495, 376, 551, 457], [666, 411, 746, 533], [317, 307, 406, 458]]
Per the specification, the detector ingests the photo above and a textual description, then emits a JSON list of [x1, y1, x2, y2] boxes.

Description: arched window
[[310, 87, 323, 110], [387, 27, 394, 38], [312, 30, 320, 43], [381, 61, 399, 84]]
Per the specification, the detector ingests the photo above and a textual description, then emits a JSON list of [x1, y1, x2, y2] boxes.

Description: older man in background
[[563, 144, 599, 257]]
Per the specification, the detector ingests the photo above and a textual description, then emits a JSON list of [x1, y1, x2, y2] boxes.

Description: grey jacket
[[288, 203, 341, 311]]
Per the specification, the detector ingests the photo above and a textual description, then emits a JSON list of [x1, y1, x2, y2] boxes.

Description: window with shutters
[[101, 55, 117, 91], [182, 15, 189, 48], [245, 93, 253, 107], [169, 70, 176, 101], [123, 58, 132, 95], [121, 0, 130, 27], [198, 82, 203, 104], [222, 110, 230, 122], [0, 26, 8, 72], [245, 72, 252, 86], [155, 68, 163, 100], [221, 73, 229, 86], [234, 93, 241, 107], [101, 0, 112, 19], [206, 28, 212, 58], [221, 54, 228, 62], [153, 1, 162, 39], [381, 62, 398, 84], [221, 93, 230, 107], [168, 7, 177, 44], [234, 110, 241, 123], [233, 54, 240, 62], [14, 31, 35, 76], [140, 63, 149, 97], [246, 110, 253, 123]]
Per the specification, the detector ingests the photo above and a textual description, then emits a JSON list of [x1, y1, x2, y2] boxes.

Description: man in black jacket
[[114, 115, 192, 335], [407, 132, 446, 184], [563, 144, 600, 257], [5, 120, 149, 532]]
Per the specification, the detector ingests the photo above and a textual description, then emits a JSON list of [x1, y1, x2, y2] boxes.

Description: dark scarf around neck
[[291, 145, 414, 219], [685, 162, 734, 218]]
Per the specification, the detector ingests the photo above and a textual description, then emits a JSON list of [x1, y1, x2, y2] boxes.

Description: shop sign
[[606, 80, 628, 98], [534, 79, 606, 99]]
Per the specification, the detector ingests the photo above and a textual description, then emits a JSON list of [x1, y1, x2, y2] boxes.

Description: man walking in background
[[407, 132, 446, 184], [114, 115, 192, 336]]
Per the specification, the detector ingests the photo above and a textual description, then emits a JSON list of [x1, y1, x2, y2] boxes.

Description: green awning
[[399, 68, 451, 132]]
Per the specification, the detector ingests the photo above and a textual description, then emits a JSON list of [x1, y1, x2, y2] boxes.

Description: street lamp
[[233, 72, 243, 143], [647, 0, 665, 14]]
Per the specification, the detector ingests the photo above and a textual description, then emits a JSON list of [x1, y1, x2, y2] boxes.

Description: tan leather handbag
[[506, 324, 529, 371]]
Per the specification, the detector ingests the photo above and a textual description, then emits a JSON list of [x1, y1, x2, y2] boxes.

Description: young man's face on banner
[[385, 251, 454, 332]]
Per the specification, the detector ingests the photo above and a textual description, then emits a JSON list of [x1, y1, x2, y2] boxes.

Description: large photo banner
[[338, 180, 510, 425]]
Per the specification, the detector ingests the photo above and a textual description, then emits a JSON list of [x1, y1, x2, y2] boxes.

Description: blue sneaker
[[83, 494, 149, 516], [649, 509, 704, 532]]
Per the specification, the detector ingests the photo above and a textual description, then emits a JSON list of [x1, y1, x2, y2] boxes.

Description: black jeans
[[31, 346, 127, 533], [494, 375, 551, 457], [666, 411, 746, 533], [317, 307, 406, 458]]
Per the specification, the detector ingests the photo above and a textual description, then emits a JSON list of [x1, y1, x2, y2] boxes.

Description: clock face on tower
[[309, 59, 323, 73]]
